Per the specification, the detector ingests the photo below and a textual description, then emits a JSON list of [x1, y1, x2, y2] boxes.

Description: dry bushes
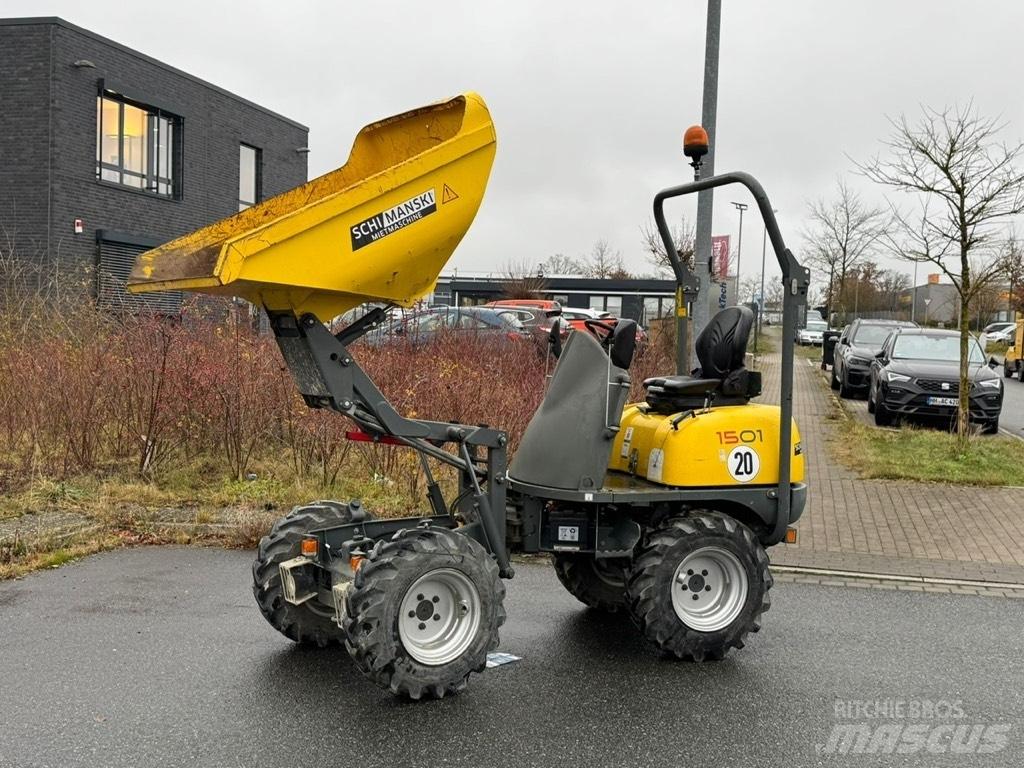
[[0, 302, 674, 501]]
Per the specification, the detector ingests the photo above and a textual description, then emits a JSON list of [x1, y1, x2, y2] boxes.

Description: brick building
[[0, 17, 308, 310]]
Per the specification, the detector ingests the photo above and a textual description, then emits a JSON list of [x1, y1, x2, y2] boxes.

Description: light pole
[[692, 0, 722, 361], [732, 201, 748, 306], [911, 259, 919, 322], [754, 208, 777, 352]]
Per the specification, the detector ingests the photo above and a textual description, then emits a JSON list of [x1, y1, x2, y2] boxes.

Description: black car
[[832, 318, 917, 397], [867, 328, 1003, 433]]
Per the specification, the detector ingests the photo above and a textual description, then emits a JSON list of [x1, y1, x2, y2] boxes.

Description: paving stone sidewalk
[[756, 349, 1024, 584]]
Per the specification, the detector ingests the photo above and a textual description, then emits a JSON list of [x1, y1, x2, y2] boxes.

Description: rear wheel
[[1004, 363, 1014, 379], [626, 512, 771, 661], [343, 526, 505, 699], [252, 501, 363, 647], [552, 553, 628, 612], [1018, 365, 1024, 383]]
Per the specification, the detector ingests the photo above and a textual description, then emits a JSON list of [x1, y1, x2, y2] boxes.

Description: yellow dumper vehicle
[[128, 93, 808, 699], [1002, 314, 1024, 380]]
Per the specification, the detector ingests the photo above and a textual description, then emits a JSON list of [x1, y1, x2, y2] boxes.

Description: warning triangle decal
[[441, 184, 459, 204]]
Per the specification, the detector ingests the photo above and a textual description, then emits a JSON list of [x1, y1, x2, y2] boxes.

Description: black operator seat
[[643, 305, 761, 413]]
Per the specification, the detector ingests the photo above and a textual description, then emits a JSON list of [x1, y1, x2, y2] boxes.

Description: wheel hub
[[398, 568, 481, 666], [671, 547, 748, 632]]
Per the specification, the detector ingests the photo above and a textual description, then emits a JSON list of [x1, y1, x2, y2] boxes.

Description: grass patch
[[795, 343, 823, 361], [0, 533, 124, 580], [833, 420, 1024, 486], [749, 329, 777, 355]]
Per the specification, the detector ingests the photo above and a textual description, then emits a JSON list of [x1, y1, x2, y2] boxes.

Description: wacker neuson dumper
[[128, 93, 810, 699]]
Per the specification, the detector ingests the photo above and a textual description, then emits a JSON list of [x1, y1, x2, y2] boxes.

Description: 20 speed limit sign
[[727, 445, 760, 483]]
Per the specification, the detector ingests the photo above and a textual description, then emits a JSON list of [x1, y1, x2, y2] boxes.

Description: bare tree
[[499, 257, 548, 299], [996, 234, 1024, 315], [640, 215, 695, 278], [859, 103, 1024, 442], [739, 274, 760, 305], [582, 239, 627, 279], [801, 177, 888, 320], [540, 252, 583, 275]]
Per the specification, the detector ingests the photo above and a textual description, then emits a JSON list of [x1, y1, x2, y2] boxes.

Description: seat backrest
[[695, 306, 754, 378]]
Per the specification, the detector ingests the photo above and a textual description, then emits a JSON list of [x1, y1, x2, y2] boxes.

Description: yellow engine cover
[[609, 403, 804, 488]]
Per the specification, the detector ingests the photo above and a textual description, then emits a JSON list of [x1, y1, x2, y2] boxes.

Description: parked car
[[559, 307, 648, 343], [486, 304, 567, 351], [832, 318, 918, 398], [485, 299, 562, 312], [983, 321, 1015, 335], [867, 328, 1003, 433], [987, 324, 1016, 344], [796, 318, 828, 345], [365, 306, 529, 347]]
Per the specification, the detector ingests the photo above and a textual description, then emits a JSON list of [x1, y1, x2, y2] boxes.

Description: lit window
[[239, 144, 262, 210], [96, 93, 180, 198]]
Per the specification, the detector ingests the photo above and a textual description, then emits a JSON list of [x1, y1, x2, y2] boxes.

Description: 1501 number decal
[[716, 429, 765, 444]]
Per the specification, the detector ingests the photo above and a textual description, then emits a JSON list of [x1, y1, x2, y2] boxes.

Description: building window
[[239, 144, 262, 210], [96, 93, 180, 198]]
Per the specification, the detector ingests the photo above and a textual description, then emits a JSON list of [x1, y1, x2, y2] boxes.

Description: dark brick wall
[[0, 24, 53, 275], [0, 18, 308, 299]]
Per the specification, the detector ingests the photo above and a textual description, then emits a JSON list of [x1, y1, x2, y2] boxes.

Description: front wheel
[[252, 501, 364, 647], [626, 513, 771, 661], [873, 391, 894, 426], [343, 527, 505, 699], [982, 418, 1000, 435]]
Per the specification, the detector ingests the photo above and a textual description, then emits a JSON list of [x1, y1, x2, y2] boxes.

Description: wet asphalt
[[1, 546, 1022, 768]]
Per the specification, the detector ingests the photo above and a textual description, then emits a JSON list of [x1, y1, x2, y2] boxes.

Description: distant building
[[901, 282, 959, 325], [0, 17, 308, 310], [433, 273, 677, 325]]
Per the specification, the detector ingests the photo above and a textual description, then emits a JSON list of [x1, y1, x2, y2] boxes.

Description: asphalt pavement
[[2, 546, 1023, 767], [998, 368, 1024, 440]]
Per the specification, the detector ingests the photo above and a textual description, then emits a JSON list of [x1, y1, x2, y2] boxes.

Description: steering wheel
[[583, 318, 616, 342]]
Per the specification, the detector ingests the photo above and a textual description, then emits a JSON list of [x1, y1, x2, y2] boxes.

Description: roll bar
[[652, 171, 810, 539]]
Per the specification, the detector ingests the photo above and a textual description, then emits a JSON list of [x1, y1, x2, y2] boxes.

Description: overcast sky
[[7, 0, 1024, 287]]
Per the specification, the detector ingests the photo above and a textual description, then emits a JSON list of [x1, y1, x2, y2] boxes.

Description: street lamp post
[[732, 201, 748, 306], [754, 208, 778, 352], [911, 259, 919, 322]]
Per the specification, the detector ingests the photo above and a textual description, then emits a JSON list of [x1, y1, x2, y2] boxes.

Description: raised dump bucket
[[127, 93, 497, 321]]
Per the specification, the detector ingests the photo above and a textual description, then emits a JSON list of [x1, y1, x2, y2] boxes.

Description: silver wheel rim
[[671, 546, 748, 632], [398, 568, 481, 666]]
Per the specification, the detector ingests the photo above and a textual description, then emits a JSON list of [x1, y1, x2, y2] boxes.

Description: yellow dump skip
[[127, 93, 497, 320]]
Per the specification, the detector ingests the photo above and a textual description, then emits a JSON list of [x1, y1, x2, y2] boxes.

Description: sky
[[5, 0, 1024, 289]]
